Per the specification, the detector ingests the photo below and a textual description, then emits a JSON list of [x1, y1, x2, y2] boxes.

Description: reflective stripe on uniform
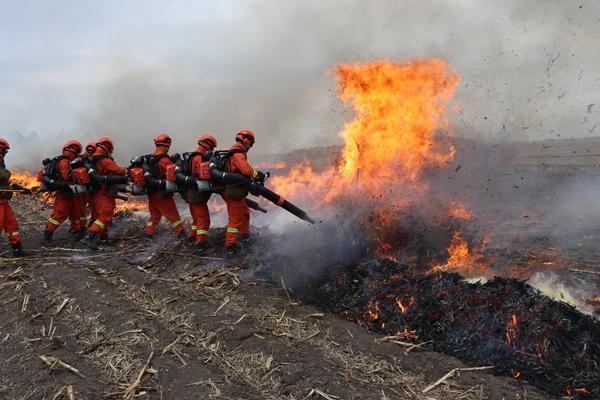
[[48, 217, 60, 226], [93, 220, 105, 229], [10, 231, 19, 236], [146, 221, 153, 226], [251, 170, 258, 179], [191, 225, 197, 230], [171, 219, 183, 228], [197, 229, 208, 235], [226, 227, 239, 233]]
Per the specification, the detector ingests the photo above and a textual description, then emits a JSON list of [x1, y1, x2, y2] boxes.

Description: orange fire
[[505, 314, 519, 345], [10, 170, 39, 190], [396, 296, 416, 314], [446, 202, 475, 220], [565, 387, 590, 396], [255, 160, 287, 170], [115, 198, 147, 214], [433, 232, 490, 277], [271, 59, 460, 207]]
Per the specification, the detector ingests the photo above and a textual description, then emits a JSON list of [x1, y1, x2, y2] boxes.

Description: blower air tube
[[210, 168, 314, 223], [42, 175, 70, 189], [249, 183, 315, 223], [144, 176, 166, 191], [244, 197, 267, 213], [89, 171, 128, 185], [175, 172, 198, 189]]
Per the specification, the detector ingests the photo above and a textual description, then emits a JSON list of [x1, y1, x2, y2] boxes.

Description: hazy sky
[[1, 0, 599, 166]]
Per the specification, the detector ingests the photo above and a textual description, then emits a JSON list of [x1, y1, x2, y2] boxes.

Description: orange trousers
[[146, 192, 184, 236], [0, 200, 20, 246], [189, 202, 210, 244], [222, 195, 250, 247], [88, 190, 115, 235], [45, 193, 86, 233]]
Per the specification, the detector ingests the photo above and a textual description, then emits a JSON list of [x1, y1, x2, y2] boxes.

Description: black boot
[[195, 242, 206, 253], [80, 232, 99, 250], [240, 234, 254, 246], [71, 229, 86, 241], [226, 243, 241, 256], [177, 230, 188, 241], [12, 243, 25, 257], [42, 230, 53, 245], [145, 234, 153, 243], [98, 235, 109, 244]]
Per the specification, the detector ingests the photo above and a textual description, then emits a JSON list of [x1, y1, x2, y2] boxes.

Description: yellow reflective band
[[171, 219, 183, 228], [93, 220, 105, 229], [191, 225, 197, 230], [11, 231, 19, 236], [226, 227, 239, 233], [48, 217, 60, 226], [146, 221, 153, 226], [197, 229, 208, 235], [251, 170, 258, 179]]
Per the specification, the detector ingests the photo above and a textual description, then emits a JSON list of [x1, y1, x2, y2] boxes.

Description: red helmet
[[85, 141, 96, 153], [97, 136, 114, 153], [0, 138, 9, 152], [236, 129, 255, 147], [62, 140, 82, 155], [154, 133, 172, 147], [198, 134, 217, 150]]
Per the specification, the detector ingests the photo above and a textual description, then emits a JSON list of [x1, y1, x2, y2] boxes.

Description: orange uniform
[[145, 147, 184, 236], [222, 143, 258, 248], [45, 153, 85, 234], [188, 145, 212, 245], [87, 147, 127, 236], [0, 159, 20, 248]]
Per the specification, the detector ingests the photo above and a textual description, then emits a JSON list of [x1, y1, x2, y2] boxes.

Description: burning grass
[[317, 258, 600, 398]]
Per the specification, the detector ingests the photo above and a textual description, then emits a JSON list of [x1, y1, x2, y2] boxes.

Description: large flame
[[272, 59, 459, 206]]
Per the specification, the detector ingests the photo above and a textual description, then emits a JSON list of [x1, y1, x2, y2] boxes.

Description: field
[[0, 194, 549, 400]]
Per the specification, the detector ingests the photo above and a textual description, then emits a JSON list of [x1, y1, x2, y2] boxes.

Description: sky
[[1, 0, 600, 167]]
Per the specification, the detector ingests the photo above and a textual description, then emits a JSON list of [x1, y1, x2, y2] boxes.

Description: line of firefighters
[[0, 130, 269, 257]]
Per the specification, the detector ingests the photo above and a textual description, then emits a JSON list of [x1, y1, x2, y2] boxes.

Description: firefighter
[[221, 129, 267, 255], [42, 140, 86, 244], [145, 133, 187, 241], [80, 137, 128, 249], [0, 138, 27, 256], [186, 134, 217, 252], [79, 141, 96, 229], [84, 141, 96, 159]]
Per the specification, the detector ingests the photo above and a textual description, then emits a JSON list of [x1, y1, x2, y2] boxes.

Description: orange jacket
[[227, 143, 256, 178], [57, 151, 77, 181], [92, 148, 127, 176], [151, 147, 171, 178]]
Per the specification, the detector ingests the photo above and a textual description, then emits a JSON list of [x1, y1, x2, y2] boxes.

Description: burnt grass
[[315, 258, 600, 399]]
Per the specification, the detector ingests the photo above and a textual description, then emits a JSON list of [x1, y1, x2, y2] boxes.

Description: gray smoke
[[3, 0, 600, 168]]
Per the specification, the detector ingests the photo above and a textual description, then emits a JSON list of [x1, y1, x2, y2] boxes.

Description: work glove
[[11, 183, 32, 195], [255, 170, 270, 184]]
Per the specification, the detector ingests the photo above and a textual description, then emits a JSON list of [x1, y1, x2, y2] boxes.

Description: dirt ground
[[0, 195, 553, 400]]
